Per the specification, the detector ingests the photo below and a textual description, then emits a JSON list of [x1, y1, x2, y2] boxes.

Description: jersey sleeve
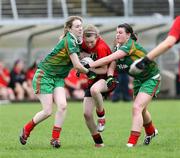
[[119, 39, 132, 54], [67, 38, 80, 55], [168, 16, 180, 42]]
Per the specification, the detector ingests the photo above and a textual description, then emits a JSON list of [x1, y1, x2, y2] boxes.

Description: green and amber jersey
[[38, 32, 81, 78], [115, 38, 160, 81]]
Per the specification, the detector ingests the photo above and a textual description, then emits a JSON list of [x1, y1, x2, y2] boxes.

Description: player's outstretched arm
[[129, 35, 177, 75], [89, 50, 126, 68], [147, 35, 177, 60]]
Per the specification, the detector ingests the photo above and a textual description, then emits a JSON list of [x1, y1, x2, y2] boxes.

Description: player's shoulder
[[97, 38, 111, 50], [66, 32, 76, 42], [66, 32, 79, 46], [175, 16, 180, 21], [98, 37, 108, 46], [120, 39, 132, 50]]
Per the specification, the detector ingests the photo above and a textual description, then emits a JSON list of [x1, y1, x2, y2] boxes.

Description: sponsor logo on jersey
[[117, 64, 128, 70]]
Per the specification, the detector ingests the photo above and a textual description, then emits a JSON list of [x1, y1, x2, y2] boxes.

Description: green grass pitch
[[0, 100, 180, 158]]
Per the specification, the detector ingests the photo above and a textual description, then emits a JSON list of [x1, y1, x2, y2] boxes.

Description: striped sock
[[144, 121, 155, 136], [52, 126, 62, 140], [127, 131, 141, 145]]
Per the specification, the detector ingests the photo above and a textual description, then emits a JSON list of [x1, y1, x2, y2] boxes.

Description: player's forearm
[[107, 61, 116, 76], [89, 57, 111, 68], [91, 65, 107, 75], [70, 53, 89, 73], [89, 53, 118, 68], [147, 36, 176, 60], [74, 62, 89, 73], [89, 50, 126, 68]]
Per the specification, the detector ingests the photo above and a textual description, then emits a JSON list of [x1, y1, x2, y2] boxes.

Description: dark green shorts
[[133, 75, 161, 97], [32, 69, 65, 94]]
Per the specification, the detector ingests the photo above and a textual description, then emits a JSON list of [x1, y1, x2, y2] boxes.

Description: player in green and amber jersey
[[130, 16, 180, 74], [115, 38, 160, 82], [87, 23, 161, 147], [19, 16, 89, 148], [38, 31, 81, 78]]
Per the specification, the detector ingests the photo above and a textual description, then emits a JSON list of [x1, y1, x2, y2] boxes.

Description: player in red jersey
[[24, 62, 37, 100], [130, 16, 180, 74], [64, 68, 88, 99], [81, 24, 116, 147], [0, 60, 15, 100]]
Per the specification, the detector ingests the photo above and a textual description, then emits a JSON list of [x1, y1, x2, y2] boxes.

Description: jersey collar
[[69, 32, 83, 44]]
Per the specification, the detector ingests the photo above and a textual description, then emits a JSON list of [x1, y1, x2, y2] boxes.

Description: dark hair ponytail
[[118, 23, 137, 41], [131, 32, 138, 41]]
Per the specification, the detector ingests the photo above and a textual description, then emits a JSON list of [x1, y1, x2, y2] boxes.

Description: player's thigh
[[134, 92, 152, 110], [36, 94, 54, 111], [54, 87, 67, 109]]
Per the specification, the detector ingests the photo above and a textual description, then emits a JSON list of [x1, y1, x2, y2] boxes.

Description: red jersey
[[26, 68, 36, 81], [65, 68, 88, 89], [0, 68, 10, 87], [168, 16, 180, 43], [82, 37, 112, 85], [82, 37, 112, 60]]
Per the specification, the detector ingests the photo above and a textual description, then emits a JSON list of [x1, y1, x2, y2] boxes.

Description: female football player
[[19, 16, 90, 148], [81, 24, 116, 147], [130, 16, 180, 73], [85, 23, 160, 147]]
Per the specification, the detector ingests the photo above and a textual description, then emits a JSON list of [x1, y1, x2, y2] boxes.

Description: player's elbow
[[166, 42, 174, 49]]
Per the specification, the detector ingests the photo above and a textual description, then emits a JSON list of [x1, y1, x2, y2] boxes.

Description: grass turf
[[0, 100, 180, 158]]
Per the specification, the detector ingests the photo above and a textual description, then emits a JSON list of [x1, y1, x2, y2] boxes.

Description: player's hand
[[106, 75, 118, 91], [129, 57, 152, 75], [136, 56, 152, 69], [86, 70, 96, 79]]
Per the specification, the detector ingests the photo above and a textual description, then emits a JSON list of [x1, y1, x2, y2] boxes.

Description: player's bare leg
[[50, 87, 67, 148], [127, 92, 152, 147], [20, 94, 53, 145], [90, 79, 107, 132], [83, 97, 104, 147], [142, 108, 158, 145]]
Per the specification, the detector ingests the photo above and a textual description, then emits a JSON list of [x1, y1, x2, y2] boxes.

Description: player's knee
[[90, 87, 100, 96], [132, 104, 142, 116], [43, 108, 53, 117], [57, 103, 67, 112]]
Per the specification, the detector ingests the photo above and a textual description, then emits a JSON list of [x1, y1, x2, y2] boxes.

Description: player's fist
[[80, 57, 93, 69], [106, 75, 117, 91], [87, 70, 96, 79], [129, 57, 152, 75]]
